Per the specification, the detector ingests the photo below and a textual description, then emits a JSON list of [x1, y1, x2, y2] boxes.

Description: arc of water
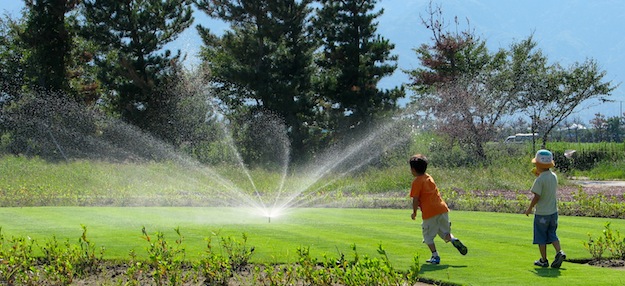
[[271, 117, 411, 211]]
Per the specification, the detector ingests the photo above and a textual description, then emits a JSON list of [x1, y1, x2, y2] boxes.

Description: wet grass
[[0, 154, 535, 208], [0, 207, 624, 285]]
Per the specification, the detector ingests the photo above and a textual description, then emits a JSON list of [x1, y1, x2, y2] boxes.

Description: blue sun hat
[[531, 149, 555, 168]]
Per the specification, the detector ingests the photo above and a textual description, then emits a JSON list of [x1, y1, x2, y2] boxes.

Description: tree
[[0, 14, 27, 98], [313, 0, 402, 140], [405, 4, 512, 161], [605, 116, 623, 142], [195, 0, 317, 161], [510, 36, 617, 150], [80, 0, 194, 142], [21, 0, 77, 93], [589, 113, 607, 142]]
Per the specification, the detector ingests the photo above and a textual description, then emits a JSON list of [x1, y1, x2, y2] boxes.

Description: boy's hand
[[524, 208, 532, 216], [411, 212, 417, 220]]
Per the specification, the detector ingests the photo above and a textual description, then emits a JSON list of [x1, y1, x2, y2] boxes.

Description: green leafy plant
[[196, 235, 232, 286], [124, 249, 144, 286], [584, 222, 625, 260], [75, 225, 104, 276], [331, 244, 404, 286], [0, 228, 41, 285], [221, 233, 254, 271], [39, 236, 76, 285], [141, 226, 186, 285]]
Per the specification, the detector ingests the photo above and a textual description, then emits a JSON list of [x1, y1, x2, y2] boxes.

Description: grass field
[[0, 207, 623, 285]]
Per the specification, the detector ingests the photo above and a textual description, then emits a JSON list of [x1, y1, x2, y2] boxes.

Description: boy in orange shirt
[[409, 154, 467, 264]]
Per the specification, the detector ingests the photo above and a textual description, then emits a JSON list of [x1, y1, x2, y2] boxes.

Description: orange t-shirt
[[410, 173, 449, 220]]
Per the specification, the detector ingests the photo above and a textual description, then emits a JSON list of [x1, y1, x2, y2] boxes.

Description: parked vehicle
[[504, 133, 538, 143]]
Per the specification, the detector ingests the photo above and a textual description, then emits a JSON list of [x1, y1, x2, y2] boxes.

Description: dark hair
[[409, 154, 428, 174]]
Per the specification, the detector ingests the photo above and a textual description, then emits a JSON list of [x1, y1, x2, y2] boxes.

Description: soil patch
[[568, 258, 625, 270], [458, 181, 625, 203]]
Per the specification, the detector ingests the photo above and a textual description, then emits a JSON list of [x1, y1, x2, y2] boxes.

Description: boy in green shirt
[[524, 149, 566, 268]]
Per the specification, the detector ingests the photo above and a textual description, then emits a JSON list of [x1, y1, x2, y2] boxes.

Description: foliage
[[509, 36, 616, 151], [0, 13, 27, 98], [405, 3, 513, 161], [21, 0, 77, 93], [140, 226, 187, 285], [195, 0, 318, 159], [80, 0, 194, 142], [548, 141, 625, 175], [313, 0, 403, 140], [0, 92, 100, 161], [0, 227, 424, 285], [584, 222, 625, 260], [0, 228, 41, 285], [197, 236, 232, 286]]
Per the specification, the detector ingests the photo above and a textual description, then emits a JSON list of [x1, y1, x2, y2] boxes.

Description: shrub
[[584, 222, 625, 260], [141, 226, 186, 285], [601, 223, 625, 259], [0, 228, 41, 285]]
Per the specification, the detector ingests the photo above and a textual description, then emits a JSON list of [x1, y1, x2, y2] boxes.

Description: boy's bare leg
[[552, 240, 561, 252], [428, 243, 437, 253], [539, 244, 547, 260]]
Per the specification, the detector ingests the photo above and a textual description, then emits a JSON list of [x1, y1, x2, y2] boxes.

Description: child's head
[[409, 154, 428, 175], [531, 149, 555, 174]]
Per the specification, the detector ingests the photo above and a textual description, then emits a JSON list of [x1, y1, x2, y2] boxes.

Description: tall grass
[[0, 133, 622, 207]]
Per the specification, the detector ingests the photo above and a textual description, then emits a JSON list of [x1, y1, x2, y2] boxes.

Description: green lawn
[[0, 207, 623, 285]]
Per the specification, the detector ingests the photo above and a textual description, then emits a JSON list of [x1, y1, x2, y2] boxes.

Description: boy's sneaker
[[551, 251, 566, 268], [534, 258, 549, 267], [451, 239, 468, 255], [426, 256, 441, 264]]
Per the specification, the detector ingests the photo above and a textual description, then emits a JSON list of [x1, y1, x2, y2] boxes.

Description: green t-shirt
[[531, 171, 558, 215]]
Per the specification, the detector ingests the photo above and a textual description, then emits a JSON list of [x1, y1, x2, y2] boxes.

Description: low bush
[[584, 222, 625, 260], [0, 227, 427, 285]]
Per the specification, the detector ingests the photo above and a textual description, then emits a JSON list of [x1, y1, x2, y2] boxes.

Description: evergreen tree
[[195, 0, 317, 160], [80, 0, 193, 142], [313, 0, 402, 140], [22, 0, 77, 93], [0, 14, 27, 98]]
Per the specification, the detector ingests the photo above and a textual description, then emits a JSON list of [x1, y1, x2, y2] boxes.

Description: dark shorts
[[533, 212, 559, 245]]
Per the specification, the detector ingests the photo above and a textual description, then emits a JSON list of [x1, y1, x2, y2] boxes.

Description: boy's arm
[[524, 193, 540, 216], [411, 197, 419, 220]]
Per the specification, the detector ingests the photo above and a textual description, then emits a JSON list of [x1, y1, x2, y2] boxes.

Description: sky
[[3, 0, 625, 123]]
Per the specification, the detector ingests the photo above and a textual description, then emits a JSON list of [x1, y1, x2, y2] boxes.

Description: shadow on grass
[[531, 267, 564, 278], [420, 263, 468, 274]]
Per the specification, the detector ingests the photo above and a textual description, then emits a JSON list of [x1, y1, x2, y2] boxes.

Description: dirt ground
[[463, 179, 625, 203]]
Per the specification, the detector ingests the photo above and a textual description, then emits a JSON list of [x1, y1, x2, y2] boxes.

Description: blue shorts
[[533, 212, 559, 245]]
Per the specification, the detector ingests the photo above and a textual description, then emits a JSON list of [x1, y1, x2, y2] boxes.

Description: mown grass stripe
[[1, 207, 624, 285]]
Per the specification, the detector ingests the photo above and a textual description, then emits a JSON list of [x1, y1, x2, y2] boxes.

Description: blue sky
[[3, 0, 624, 123]]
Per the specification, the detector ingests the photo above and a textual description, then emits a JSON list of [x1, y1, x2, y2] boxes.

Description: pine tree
[[313, 0, 402, 139], [196, 0, 317, 160], [22, 0, 77, 93], [80, 0, 193, 141]]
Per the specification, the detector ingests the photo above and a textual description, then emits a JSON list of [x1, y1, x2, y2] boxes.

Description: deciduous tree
[[406, 4, 511, 161], [510, 37, 616, 150]]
